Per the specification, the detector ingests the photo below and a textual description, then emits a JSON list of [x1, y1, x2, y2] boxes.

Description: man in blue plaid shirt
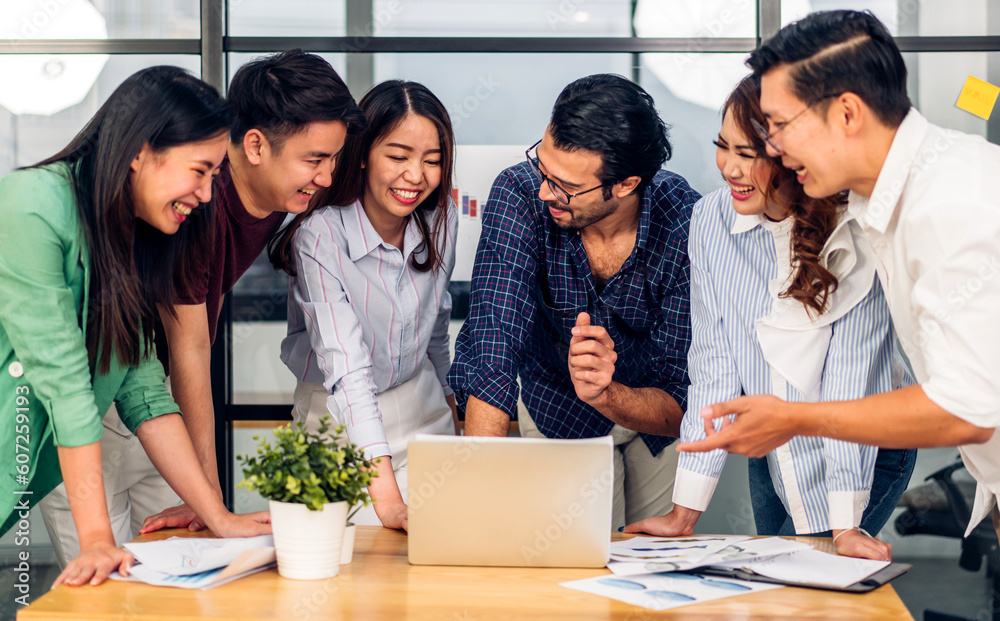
[[448, 74, 701, 528]]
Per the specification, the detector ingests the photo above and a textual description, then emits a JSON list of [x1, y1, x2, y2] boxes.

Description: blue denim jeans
[[748, 447, 917, 536]]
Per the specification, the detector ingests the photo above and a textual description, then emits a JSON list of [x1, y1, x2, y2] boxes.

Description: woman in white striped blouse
[[625, 75, 915, 560], [272, 81, 459, 531]]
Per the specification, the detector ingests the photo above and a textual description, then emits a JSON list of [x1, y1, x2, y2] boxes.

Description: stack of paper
[[709, 547, 892, 590], [607, 535, 809, 575], [110, 535, 276, 590], [562, 535, 893, 611]]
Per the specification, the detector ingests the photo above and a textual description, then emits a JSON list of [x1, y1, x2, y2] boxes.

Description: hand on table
[[623, 505, 702, 537], [834, 529, 892, 561], [677, 395, 798, 458], [139, 503, 207, 535], [378, 501, 409, 532], [568, 313, 617, 405], [211, 511, 272, 538], [53, 540, 133, 588]]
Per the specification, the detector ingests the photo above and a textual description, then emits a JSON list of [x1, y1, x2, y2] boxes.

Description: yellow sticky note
[[956, 75, 1000, 120]]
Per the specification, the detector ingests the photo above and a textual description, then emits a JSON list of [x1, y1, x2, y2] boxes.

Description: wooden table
[[20, 527, 913, 620]]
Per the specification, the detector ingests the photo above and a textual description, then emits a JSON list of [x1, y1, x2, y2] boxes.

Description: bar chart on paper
[[451, 146, 525, 281]]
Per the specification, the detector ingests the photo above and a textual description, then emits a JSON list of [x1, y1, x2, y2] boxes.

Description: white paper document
[[711, 547, 890, 589], [608, 535, 809, 574], [561, 570, 782, 611], [110, 536, 276, 590], [568, 535, 894, 609], [609, 535, 749, 562]]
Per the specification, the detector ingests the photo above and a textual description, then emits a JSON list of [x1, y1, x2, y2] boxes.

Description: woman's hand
[[368, 457, 408, 531], [52, 540, 133, 588], [376, 500, 409, 532], [833, 528, 892, 561]]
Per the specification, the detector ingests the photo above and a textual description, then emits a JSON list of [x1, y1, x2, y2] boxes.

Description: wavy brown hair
[[270, 80, 454, 277], [724, 74, 847, 316]]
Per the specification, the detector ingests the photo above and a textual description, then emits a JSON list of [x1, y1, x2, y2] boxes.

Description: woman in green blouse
[[0, 67, 270, 588]]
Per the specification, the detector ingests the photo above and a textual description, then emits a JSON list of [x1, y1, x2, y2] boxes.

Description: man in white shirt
[[677, 10, 999, 541]]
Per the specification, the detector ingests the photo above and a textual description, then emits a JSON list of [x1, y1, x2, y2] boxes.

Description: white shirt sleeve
[[906, 199, 1000, 429], [674, 196, 742, 511]]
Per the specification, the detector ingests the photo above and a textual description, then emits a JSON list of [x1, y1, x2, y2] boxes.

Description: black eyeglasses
[[525, 140, 606, 205], [750, 93, 843, 154]]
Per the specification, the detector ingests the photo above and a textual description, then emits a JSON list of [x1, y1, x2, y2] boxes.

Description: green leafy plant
[[238, 415, 376, 513]]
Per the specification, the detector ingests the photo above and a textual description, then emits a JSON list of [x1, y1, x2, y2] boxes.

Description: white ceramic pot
[[340, 522, 357, 565], [269, 499, 348, 580]]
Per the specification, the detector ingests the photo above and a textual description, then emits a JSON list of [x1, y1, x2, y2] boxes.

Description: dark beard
[[547, 198, 618, 231]]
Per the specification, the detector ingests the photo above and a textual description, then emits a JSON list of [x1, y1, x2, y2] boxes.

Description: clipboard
[[690, 562, 912, 593]]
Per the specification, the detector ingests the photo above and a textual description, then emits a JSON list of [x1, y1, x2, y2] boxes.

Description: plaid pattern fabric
[[449, 161, 699, 455]]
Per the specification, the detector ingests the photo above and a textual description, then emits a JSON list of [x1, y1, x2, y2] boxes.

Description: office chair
[[895, 459, 999, 621]]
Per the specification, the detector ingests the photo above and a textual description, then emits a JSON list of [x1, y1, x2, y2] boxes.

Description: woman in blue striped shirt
[[625, 75, 915, 560], [272, 81, 458, 531]]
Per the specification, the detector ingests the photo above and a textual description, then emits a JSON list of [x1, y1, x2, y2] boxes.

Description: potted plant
[[238, 415, 375, 580]]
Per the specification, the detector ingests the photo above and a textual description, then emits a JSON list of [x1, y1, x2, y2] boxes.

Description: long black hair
[[34, 66, 231, 373], [271, 80, 454, 276]]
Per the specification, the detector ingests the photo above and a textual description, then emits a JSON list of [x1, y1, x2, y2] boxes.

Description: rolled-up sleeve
[[292, 222, 389, 460], [116, 350, 180, 433], [0, 170, 102, 448], [448, 170, 542, 417]]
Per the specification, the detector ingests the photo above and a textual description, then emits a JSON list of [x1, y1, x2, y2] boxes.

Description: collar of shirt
[[848, 108, 929, 234], [342, 199, 422, 261], [555, 186, 654, 299], [729, 211, 793, 236]]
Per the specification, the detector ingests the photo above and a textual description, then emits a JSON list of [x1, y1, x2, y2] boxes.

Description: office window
[[374, 52, 632, 145], [372, 0, 631, 37], [639, 53, 749, 196], [905, 52, 998, 137], [635, 0, 757, 39], [782, 0, 899, 32], [782, 0, 1000, 36], [228, 0, 346, 37], [227, 52, 347, 83], [0, 54, 201, 177], [1, 0, 201, 40]]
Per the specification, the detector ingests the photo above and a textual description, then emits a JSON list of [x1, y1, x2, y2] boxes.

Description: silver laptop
[[407, 435, 613, 568]]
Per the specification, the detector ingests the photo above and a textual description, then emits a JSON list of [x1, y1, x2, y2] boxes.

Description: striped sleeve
[[818, 275, 891, 528], [674, 193, 743, 511]]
